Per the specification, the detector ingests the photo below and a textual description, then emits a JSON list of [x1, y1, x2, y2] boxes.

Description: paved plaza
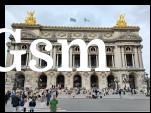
[[5, 95, 150, 112]]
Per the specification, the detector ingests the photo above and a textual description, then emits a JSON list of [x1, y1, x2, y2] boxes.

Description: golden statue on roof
[[25, 11, 36, 25], [116, 14, 127, 27]]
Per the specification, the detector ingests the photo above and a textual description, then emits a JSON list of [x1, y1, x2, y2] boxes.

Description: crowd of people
[[5, 85, 143, 112], [5, 86, 59, 112]]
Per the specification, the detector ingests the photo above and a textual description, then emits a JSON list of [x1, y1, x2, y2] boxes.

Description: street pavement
[[5, 95, 150, 112]]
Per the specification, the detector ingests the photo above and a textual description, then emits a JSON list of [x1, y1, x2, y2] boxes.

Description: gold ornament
[[116, 14, 127, 27], [25, 11, 36, 25]]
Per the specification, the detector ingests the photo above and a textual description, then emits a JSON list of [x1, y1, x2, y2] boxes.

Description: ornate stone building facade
[[5, 14, 146, 91]]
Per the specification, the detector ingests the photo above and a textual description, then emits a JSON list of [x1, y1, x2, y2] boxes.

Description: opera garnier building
[[5, 12, 146, 92]]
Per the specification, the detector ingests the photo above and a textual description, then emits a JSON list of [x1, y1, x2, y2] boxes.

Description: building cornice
[[11, 23, 140, 32]]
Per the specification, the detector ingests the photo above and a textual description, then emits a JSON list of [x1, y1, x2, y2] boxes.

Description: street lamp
[[145, 72, 150, 96]]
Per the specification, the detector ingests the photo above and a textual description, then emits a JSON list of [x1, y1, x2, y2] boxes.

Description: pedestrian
[[49, 95, 58, 112], [11, 92, 20, 112], [46, 90, 51, 106], [5, 93, 9, 105], [19, 96, 25, 112], [119, 89, 122, 98], [23, 97, 28, 112], [29, 98, 36, 112]]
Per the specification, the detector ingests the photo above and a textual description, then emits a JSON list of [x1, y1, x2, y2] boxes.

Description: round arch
[[13, 71, 25, 90], [90, 74, 99, 88], [107, 74, 115, 89], [73, 74, 82, 88], [129, 73, 136, 89], [38, 73, 47, 89], [56, 74, 65, 89]]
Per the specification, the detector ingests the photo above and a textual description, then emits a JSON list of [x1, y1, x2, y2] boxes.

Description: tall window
[[41, 59, 47, 67], [74, 54, 80, 67], [91, 55, 96, 67], [126, 54, 133, 66], [58, 54, 62, 67], [21, 54, 27, 66], [106, 55, 112, 67]]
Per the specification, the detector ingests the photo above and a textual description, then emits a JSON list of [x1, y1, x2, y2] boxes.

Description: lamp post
[[145, 73, 150, 96]]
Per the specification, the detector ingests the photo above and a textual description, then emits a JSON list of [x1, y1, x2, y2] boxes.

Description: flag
[[70, 17, 76, 22], [84, 18, 90, 22]]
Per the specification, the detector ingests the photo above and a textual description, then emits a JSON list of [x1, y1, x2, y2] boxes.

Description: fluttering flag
[[84, 18, 90, 22], [70, 17, 76, 22]]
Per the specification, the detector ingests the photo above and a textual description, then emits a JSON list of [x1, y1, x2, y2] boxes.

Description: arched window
[[22, 45, 27, 49], [90, 75, 99, 88], [129, 74, 136, 89], [107, 75, 115, 89], [56, 75, 64, 89], [13, 72, 25, 90], [38, 73, 47, 89], [73, 75, 82, 88]]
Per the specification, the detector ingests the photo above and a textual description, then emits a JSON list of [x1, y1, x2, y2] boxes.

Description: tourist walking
[[11, 92, 20, 112], [29, 98, 36, 112], [46, 90, 51, 106], [23, 97, 28, 112], [119, 89, 122, 98], [19, 96, 25, 112], [49, 95, 58, 112]]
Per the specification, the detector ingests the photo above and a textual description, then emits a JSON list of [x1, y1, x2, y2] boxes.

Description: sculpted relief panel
[[40, 31, 53, 38]]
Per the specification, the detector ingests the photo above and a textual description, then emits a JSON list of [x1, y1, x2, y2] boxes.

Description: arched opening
[[73, 75, 82, 88], [70, 46, 80, 68], [129, 74, 136, 89], [56, 75, 65, 89], [38, 73, 47, 89], [13, 72, 25, 90], [88, 46, 98, 68], [107, 75, 115, 89], [90, 75, 99, 88]]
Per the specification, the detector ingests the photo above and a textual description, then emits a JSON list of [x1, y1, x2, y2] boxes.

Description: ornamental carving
[[41, 31, 52, 38], [72, 32, 82, 37], [88, 33, 97, 38], [56, 32, 67, 37], [104, 33, 112, 38], [22, 32, 36, 39]]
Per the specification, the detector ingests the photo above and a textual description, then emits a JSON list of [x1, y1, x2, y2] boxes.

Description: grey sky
[[5, 5, 150, 76]]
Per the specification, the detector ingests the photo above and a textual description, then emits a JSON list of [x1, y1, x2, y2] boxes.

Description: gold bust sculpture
[[25, 11, 36, 25]]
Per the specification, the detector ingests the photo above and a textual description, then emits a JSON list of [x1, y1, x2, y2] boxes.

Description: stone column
[[132, 54, 135, 67], [96, 55, 98, 67], [82, 73, 85, 88], [26, 52, 29, 66], [104, 74, 108, 89], [6, 49, 11, 67], [56, 54, 58, 67], [53, 46, 56, 68], [47, 74, 52, 89], [89, 55, 91, 67], [52, 74, 56, 87], [138, 47, 144, 68], [114, 46, 122, 68], [134, 47, 139, 68], [31, 74, 38, 90], [69, 48, 72, 67], [73, 54, 75, 67], [121, 47, 126, 67], [86, 73, 90, 90], [112, 55, 114, 67], [64, 73, 68, 88], [7, 45, 14, 66], [70, 73, 74, 88], [98, 74, 102, 89]]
